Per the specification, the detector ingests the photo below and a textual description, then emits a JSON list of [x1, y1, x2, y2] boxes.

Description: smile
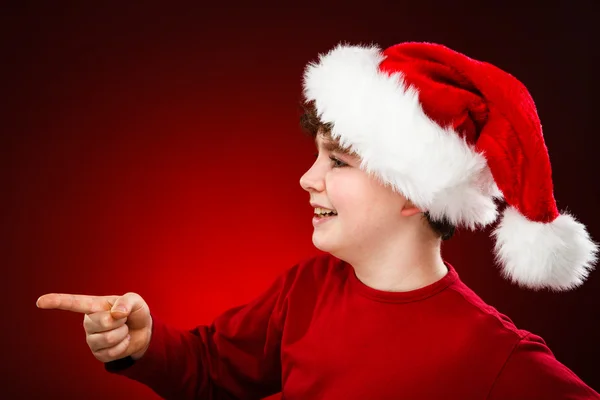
[[312, 213, 337, 227]]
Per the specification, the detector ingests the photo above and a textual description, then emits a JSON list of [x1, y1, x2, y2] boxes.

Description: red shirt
[[106, 254, 599, 399]]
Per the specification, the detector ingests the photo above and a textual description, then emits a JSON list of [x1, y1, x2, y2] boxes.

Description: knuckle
[[125, 292, 142, 303], [106, 344, 124, 359], [101, 313, 113, 328], [93, 350, 109, 363], [104, 331, 120, 346], [86, 337, 94, 351], [122, 293, 135, 307], [123, 292, 135, 300], [83, 315, 92, 331]]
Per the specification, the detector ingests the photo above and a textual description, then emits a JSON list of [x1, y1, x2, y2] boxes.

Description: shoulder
[[443, 270, 526, 340], [487, 332, 599, 399], [442, 270, 598, 398]]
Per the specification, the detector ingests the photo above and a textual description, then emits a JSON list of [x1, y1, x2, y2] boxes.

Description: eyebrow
[[316, 137, 355, 156]]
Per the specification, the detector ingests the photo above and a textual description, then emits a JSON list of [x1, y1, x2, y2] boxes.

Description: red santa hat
[[302, 42, 598, 291]]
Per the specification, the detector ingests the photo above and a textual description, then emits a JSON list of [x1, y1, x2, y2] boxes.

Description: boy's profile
[[37, 42, 599, 399]]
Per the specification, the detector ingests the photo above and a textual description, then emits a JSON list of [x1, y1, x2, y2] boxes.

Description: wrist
[[131, 318, 153, 361]]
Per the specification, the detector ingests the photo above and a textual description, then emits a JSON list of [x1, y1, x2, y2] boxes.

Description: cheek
[[325, 169, 406, 215], [344, 176, 405, 223], [373, 185, 407, 222], [325, 173, 353, 203], [326, 172, 379, 215]]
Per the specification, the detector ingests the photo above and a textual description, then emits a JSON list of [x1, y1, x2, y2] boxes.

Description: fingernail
[[126, 334, 131, 341], [114, 306, 127, 313], [36, 297, 41, 308]]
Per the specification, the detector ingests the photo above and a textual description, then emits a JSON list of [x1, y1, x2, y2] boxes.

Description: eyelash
[[313, 152, 348, 168], [330, 156, 348, 168]]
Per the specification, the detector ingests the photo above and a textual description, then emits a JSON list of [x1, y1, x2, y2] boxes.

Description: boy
[[37, 42, 599, 399]]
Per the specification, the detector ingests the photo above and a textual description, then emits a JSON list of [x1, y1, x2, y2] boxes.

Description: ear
[[400, 200, 423, 217]]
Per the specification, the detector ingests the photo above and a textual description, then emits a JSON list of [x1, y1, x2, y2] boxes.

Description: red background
[[2, 2, 598, 398]]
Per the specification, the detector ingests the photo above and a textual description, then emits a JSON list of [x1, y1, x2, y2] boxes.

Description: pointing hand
[[36, 292, 153, 363]]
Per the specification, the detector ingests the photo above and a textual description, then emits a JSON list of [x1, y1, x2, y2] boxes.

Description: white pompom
[[492, 206, 598, 291]]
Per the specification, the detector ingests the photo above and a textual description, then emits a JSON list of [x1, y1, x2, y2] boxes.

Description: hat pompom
[[492, 206, 598, 291]]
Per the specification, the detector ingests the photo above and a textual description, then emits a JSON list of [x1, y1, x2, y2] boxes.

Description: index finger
[[36, 293, 118, 314]]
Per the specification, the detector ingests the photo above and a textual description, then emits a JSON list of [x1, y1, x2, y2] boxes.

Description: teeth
[[314, 207, 338, 216]]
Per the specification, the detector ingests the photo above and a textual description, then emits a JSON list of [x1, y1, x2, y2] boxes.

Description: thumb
[[108, 292, 148, 327], [110, 300, 130, 319]]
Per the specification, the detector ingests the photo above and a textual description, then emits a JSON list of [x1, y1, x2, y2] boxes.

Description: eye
[[329, 155, 348, 168]]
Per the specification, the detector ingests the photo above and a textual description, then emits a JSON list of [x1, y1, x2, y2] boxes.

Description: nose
[[300, 160, 325, 193]]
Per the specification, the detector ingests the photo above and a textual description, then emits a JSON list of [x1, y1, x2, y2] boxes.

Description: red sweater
[[106, 254, 599, 399]]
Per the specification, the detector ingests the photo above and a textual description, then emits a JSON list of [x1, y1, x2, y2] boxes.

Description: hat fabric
[[302, 42, 597, 291]]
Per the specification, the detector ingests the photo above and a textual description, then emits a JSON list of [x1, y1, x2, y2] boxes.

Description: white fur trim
[[493, 207, 598, 291], [303, 43, 499, 229]]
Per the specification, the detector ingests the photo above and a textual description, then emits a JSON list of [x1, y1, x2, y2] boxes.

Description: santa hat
[[302, 42, 598, 291]]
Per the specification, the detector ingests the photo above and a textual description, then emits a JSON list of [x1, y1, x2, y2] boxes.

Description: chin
[[312, 233, 348, 260], [312, 233, 337, 253]]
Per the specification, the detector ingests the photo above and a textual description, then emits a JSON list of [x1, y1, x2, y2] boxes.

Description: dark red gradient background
[[2, 2, 598, 398]]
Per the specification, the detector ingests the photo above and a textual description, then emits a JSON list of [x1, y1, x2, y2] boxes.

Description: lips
[[310, 202, 338, 229], [310, 202, 336, 211], [312, 213, 336, 227]]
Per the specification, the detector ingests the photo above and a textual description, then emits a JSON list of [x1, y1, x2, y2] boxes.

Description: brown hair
[[299, 101, 456, 241]]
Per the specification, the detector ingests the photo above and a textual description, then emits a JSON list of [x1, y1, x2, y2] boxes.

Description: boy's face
[[300, 133, 416, 259]]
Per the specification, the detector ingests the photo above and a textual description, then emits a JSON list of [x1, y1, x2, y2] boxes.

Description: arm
[[487, 333, 599, 400], [105, 265, 298, 400]]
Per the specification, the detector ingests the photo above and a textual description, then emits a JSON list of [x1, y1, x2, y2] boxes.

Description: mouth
[[312, 207, 338, 227], [313, 207, 338, 218]]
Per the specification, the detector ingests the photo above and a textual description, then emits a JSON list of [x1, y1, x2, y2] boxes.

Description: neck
[[343, 224, 448, 292]]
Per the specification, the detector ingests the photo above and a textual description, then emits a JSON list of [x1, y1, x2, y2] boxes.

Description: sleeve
[[104, 264, 300, 400], [487, 333, 600, 400]]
